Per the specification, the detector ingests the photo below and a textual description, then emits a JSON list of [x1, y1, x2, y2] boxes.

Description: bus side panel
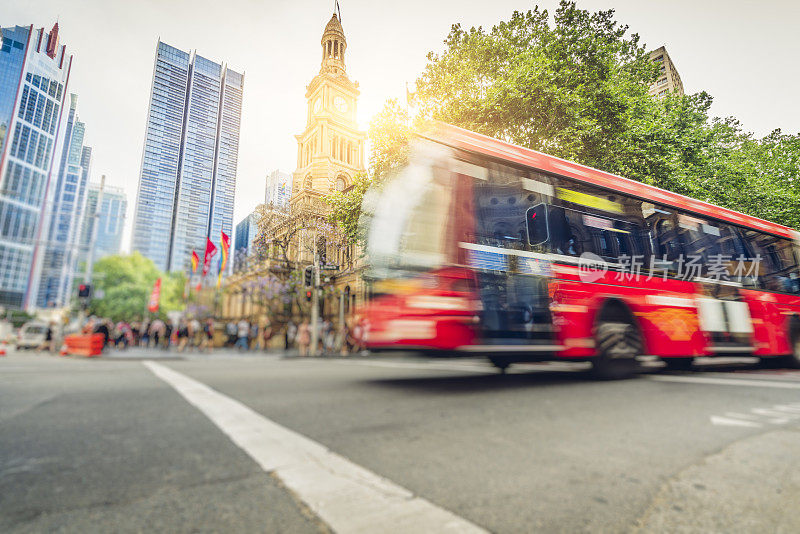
[[550, 268, 706, 358], [742, 290, 800, 355]]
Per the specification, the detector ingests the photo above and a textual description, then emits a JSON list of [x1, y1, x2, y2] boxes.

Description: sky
[[5, 0, 800, 253]]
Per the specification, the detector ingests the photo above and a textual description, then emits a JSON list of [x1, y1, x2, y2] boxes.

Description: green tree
[[412, 0, 799, 227], [87, 252, 185, 321]]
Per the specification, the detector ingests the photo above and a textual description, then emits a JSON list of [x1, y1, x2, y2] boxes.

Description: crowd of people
[[75, 315, 366, 356]]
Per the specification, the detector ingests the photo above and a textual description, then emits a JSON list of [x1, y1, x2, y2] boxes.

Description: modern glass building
[[265, 169, 292, 208], [35, 93, 91, 308], [0, 23, 72, 309], [78, 182, 126, 272], [132, 41, 243, 276], [233, 212, 259, 271]]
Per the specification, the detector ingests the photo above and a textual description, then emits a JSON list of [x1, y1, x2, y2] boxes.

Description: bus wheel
[[779, 336, 800, 369], [592, 322, 641, 380], [489, 357, 510, 374], [663, 357, 694, 371]]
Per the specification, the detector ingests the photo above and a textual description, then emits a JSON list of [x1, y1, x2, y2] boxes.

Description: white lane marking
[[143, 361, 486, 534], [710, 416, 762, 428], [647, 375, 800, 389]]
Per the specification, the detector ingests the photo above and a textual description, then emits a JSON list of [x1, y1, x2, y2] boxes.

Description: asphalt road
[[2, 348, 800, 533]]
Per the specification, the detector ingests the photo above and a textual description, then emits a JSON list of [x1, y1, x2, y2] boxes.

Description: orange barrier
[[63, 333, 105, 357]]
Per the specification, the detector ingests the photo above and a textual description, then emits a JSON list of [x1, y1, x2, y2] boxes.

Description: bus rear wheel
[[663, 357, 694, 371], [592, 322, 641, 380], [778, 337, 800, 369]]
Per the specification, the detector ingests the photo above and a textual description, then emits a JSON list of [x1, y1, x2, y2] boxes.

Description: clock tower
[[292, 11, 366, 205]]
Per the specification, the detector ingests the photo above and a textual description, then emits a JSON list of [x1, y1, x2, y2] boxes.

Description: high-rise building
[[265, 169, 292, 208], [0, 23, 72, 309], [132, 41, 244, 274], [78, 182, 126, 273], [34, 93, 90, 308], [233, 212, 259, 270], [648, 46, 684, 98]]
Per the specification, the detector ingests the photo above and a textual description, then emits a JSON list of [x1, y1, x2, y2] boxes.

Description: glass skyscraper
[[0, 23, 72, 309], [78, 182, 126, 272], [265, 169, 292, 208], [132, 41, 243, 275], [35, 93, 91, 308]]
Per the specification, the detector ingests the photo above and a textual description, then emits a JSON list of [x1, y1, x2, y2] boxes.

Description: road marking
[[711, 416, 762, 428], [143, 361, 486, 534], [647, 374, 800, 389]]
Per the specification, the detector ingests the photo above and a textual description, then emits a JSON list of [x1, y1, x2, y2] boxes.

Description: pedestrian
[[236, 318, 250, 351], [177, 320, 190, 352], [93, 319, 111, 350], [200, 318, 215, 352], [226, 321, 237, 347], [285, 319, 296, 351], [36, 321, 56, 353], [250, 321, 261, 350], [297, 319, 311, 356], [262, 317, 273, 351], [140, 319, 150, 347]]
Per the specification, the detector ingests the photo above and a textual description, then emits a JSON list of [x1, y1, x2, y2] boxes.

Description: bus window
[[742, 230, 800, 294]]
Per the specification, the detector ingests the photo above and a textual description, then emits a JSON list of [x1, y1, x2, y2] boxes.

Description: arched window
[[339, 138, 345, 162], [335, 175, 347, 192], [304, 174, 312, 190]]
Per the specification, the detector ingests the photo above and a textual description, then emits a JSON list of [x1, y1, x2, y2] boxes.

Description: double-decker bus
[[362, 123, 800, 378]]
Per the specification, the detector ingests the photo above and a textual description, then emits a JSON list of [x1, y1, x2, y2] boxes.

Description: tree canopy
[[414, 1, 799, 227], [329, 1, 799, 240], [87, 252, 185, 322]]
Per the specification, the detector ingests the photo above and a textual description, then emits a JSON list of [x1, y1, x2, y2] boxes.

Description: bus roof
[[426, 122, 798, 241]]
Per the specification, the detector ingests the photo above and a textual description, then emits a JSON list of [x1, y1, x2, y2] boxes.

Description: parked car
[[16, 322, 49, 350]]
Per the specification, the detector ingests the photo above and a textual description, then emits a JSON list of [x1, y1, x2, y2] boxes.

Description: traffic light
[[78, 284, 92, 298], [305, 289, 313, 302], [304, 265, 313, 287]]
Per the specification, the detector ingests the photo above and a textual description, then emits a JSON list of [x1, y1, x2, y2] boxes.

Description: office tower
[[132, 40, 244, 274], [233, 211, 259, 268], [265, 169, 292, 208], [78, 182, 126, 272], [648, 46, 684, 98], [35, 93, 90, 308], [0, 23, 72, 309]]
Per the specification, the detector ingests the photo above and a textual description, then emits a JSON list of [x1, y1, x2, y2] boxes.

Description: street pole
[[310, 231, 320, 356], [79, 175, 105, 326]]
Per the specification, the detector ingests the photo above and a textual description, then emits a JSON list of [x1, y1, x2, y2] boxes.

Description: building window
[[657, 78, 667, 86]]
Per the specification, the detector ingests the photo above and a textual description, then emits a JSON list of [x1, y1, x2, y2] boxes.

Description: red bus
[[362, 123, 800, 378]]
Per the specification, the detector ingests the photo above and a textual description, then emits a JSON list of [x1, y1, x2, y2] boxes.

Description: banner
[[202, 237, 217, 277], [217, 231, 230, 288], [147, 278, 162, 313]]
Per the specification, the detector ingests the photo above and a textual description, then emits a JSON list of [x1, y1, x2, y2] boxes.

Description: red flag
[[191, 251, 199, 273], [147, 278, 162, 313], [202, 237, 217, 278], [217, 231, 230, 288]]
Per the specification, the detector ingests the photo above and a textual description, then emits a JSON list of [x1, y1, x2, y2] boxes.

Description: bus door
[[695, 281, 754, 353], [467, 182, 553, 345]]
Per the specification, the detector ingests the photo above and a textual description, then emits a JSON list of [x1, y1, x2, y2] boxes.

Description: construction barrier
[[63, 333, 105, 357]]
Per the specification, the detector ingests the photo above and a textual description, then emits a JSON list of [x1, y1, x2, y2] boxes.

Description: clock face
[[313, 97, 322, 113], [333, 96, 348, 113]]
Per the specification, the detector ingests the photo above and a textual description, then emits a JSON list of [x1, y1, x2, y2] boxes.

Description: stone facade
[[648, 46, 685, 98]]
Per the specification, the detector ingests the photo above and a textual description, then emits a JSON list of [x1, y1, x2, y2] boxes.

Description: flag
[[191, 250, 199, 273], [202, 237, 217, 278], [217, 231, 230, 288], [147, 278, 162, 313]]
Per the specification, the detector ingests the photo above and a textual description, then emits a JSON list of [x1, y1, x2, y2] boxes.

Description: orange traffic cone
[[0, 346, 5, 356], [59, 345, 68, 356]]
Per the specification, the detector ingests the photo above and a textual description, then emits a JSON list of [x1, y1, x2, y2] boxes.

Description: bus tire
[[778, 336, 800, 369], [663, 357, 694, 371], [592, 322, 641, 380]]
